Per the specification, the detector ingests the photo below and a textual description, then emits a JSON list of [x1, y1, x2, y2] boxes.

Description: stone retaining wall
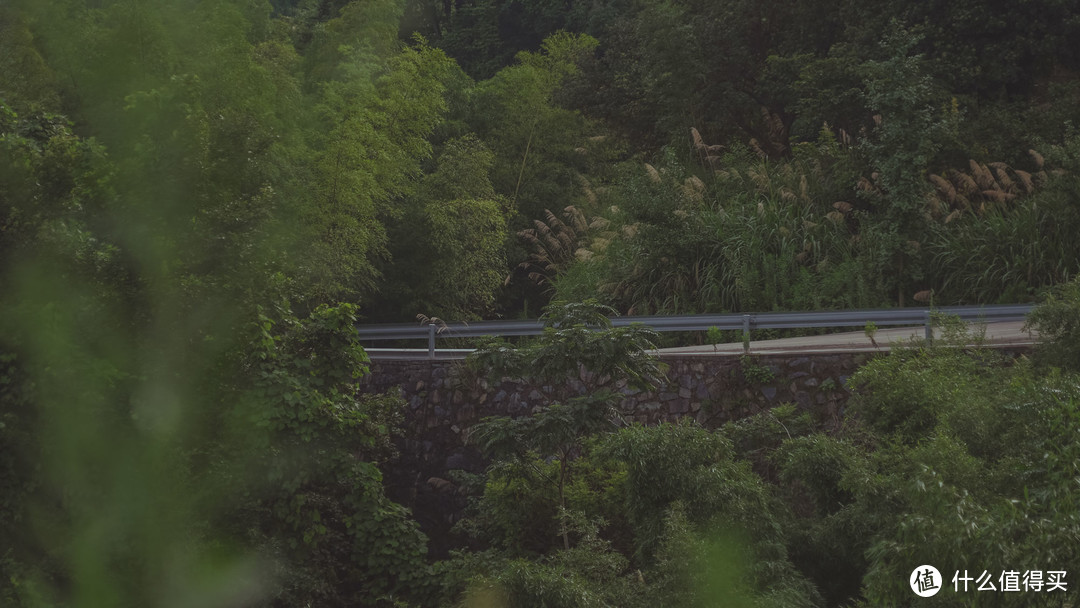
[[365, 347, 1026, 555], [365, 352, 869, 448], [368, 352, 868, 546]]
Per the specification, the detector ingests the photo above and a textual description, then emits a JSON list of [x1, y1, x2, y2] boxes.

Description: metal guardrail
[[358, 304, 1034, 359]]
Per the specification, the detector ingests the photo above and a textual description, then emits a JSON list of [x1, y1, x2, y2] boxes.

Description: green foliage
[[863, 321, 877, 340], [600, 421, 752, 561], [407, 0, 604, 81], [467, 300, 664, 392], [849, 371, 1080, 606], [776, 435, 861, 517], [739, 355, 775, 385], [644, 507, 756, 608], [385, 134, 512, 319], [0, 8, 60, 112], [925, 137, 1080, 304], [818, 309, 1080, 605], [465, 299, 663, 554], [454, 516, 644, 608], [705, 325, 723, 352], [857, 27, 948, 305], [926, 200, 1080, 303], [0, 351, 39, 604], [502, 1, 1080, 316], [1026, 276, 1080, 369], [563, 143, 881, 314], [472, 392, 620, 463], [598, 421, 821, 606], [240, 302, 432, 606], [300, 36, 457, 302], [463, 458, 563, 553], [453, 302, 815, 606], [721, 403, 818, 486], [784, 49, 867, 142], [772, 434, 870, 606], [452, 418, 822, 608], [848, 328, 1003, 442], [0, 104, 116, 281], [555, 122, 1080, 315], [6, 1, 1080, 606], [863, 320, 879, 348], [423, 195, 510, 316], [469, 32, 598, 225], [705, 326, 722, 345], [0, 3, 445, 605]]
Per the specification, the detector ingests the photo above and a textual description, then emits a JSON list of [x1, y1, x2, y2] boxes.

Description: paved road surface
[[659, 321, 1036, 356]]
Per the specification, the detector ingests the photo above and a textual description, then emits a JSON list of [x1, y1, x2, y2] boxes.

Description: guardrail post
[[924, 310, 932, 345], [742, 314, 751, 353], [428, 323, 436, 359]]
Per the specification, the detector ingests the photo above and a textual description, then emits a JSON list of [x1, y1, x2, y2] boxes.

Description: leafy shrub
[[739, 355, 775, 384], [597, 421, 820, 607], [237, 303, 434, 606], [1026, 276, 1080, 370], [833, 306, 1080, 606]]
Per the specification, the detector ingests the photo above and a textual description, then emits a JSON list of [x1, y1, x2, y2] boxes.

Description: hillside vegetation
[[2, 0, 1080, 606]]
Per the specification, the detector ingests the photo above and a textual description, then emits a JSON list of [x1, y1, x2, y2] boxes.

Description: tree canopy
[[3, 0, 1080, 606]]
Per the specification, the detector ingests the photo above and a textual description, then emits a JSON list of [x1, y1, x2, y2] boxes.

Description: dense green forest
[[3, 0, 1080, 606]]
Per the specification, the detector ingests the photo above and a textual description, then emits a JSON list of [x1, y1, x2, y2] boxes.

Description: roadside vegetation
[[2, 0, 1080, 606]]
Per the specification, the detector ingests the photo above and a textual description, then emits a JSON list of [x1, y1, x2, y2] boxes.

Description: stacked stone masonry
[[363, 352, 870, 480]]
